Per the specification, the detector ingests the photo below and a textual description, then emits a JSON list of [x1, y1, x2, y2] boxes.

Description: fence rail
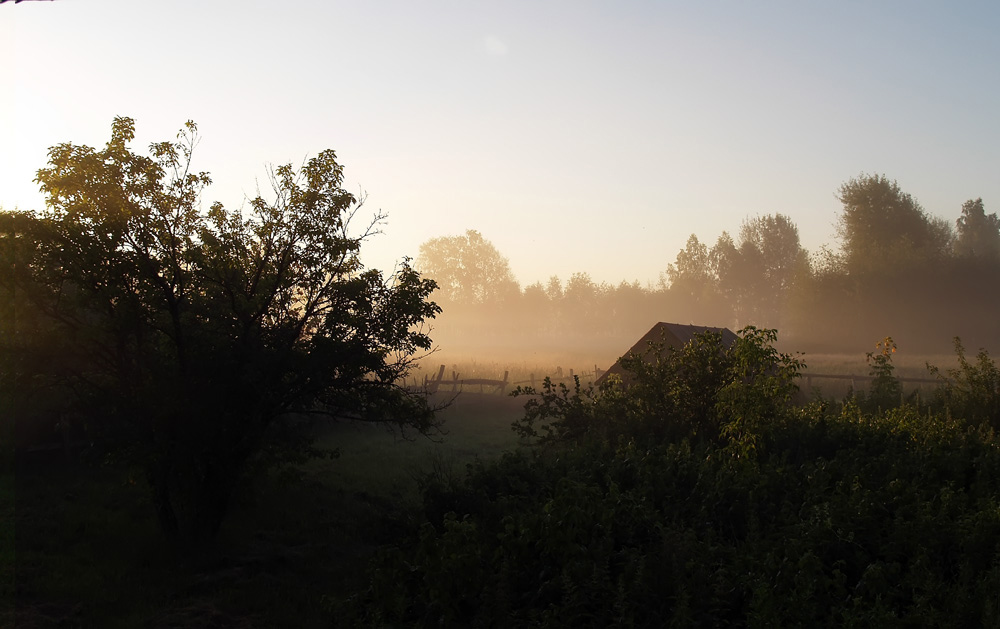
[[422, 365, 607, 394], [803, 373, 939, 391], [419, 364, 945, 397]]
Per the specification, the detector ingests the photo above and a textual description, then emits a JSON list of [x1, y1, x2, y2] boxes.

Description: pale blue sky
[[4, 1, 999, 286]]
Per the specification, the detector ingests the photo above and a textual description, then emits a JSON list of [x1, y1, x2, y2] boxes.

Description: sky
[[4, 1, 1000, 288]]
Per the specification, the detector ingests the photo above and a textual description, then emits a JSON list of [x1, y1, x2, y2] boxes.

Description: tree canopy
[[836, 173, 952, 273], [954, 198, 1000, 259], [1, 117, 441, 544], [662, 234, 717, 304], [416, 229, 519, 305], [717, 214, 809, 327]]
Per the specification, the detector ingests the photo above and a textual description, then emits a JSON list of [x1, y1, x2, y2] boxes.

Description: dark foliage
[[511, 327, 803, 453], [928, 338, 1000, 431], [1, 118, 440, 545], [346, 332, 1000, 626]]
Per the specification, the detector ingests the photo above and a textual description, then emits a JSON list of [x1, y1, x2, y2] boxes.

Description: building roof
[[595, 322, 739, 386]]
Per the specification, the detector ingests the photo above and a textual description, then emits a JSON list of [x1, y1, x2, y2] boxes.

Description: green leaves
[[928, 337, 1000, 430], [512, 326, 805, 452], [836, 173, 952, 274], [718, 327, 805, 456]]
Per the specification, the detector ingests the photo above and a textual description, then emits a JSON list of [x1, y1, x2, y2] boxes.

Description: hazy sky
[[4, 1, 999, 287]]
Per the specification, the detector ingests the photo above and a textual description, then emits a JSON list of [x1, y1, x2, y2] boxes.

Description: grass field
[[10, 345, 964, 626], [11, 392, 528, 628], [421, 348, 961, 401]]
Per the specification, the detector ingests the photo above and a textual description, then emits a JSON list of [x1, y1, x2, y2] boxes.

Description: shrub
[[928, 337, 1000, 430], [347, 409, 1000, 625], [511, 326, 804, 452], [343, 329, 1000, 626]]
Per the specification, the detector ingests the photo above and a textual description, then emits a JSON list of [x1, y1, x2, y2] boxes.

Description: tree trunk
[[190, 463, 234, 545], [147, 462, 179, 541]]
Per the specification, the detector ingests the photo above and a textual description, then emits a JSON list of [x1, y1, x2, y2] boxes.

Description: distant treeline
[[418, 175, 1000, 355]]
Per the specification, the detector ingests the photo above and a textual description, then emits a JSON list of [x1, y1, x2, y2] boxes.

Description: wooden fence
[[802, 373, 940, 394], [420, 365, 943, 397], [422, 365, 607, 395]]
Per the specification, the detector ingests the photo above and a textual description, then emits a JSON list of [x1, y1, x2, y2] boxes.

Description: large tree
[[1, 118, 440, 544], [415, 229, 519, 305], [562, 271, 608, 336], [836, 174, 952, 273], [711, 231, 757, 327], [954, 198, 1000, 259], [662, 234, 724, 321], [729, 214, 809, 327], [663, 234, 715, 296], [738, 214, 807, 294]]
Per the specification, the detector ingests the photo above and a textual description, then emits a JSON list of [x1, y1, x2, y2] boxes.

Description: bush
[[929, 337, 1000, 430], [348, 409, 1000, 625], [343, 330, 1000, 626], [511, 326, 804, 453]]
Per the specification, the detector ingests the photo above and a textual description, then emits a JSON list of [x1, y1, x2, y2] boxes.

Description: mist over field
[[417, 182, 1000, 377]]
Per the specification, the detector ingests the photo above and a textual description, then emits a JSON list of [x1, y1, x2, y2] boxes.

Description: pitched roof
[[595, 322, 738, 386]]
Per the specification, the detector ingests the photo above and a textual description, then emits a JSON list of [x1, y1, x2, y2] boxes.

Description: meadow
[[9, 392, 526, 628], [7, 346, 981, 626], [414, 348, 961, 399]]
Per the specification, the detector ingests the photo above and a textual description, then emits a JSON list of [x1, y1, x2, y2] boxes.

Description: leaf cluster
[[851, 336, 903, 413]]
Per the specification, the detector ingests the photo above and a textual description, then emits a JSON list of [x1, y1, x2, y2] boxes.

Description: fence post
[[428, 364, 445, 393]]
